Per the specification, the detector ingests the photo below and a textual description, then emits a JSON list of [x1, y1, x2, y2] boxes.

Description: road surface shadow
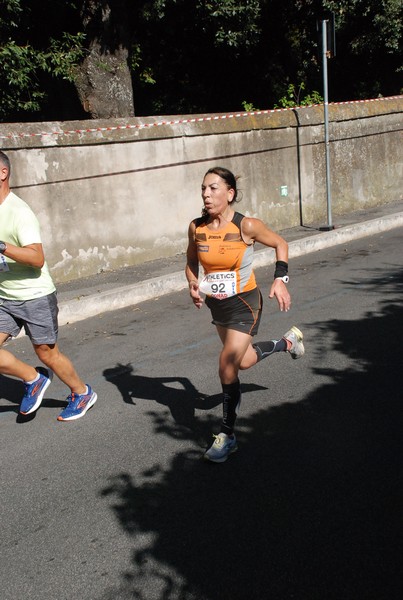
[[103, 363, 268, 434], [98, 267, 403, 600]]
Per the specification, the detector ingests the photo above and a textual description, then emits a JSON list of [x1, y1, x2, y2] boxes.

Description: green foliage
[[2, 0, 23, 29], [324, 0, 402, 53], [0, 41, 46, 117], [274, 83, 323, 109], [46, 33, 86, 80], [0, 0, 401, 121], [0, 33, 85, 120], [199, 0, 262, 48], [0, 1, 85, 120], [128, 43, 156, 85], [141, 0, 168, 20], [241, 101, 260, 112]]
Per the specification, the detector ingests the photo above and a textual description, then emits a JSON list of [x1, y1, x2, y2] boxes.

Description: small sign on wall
[[280, 185, 288, 197]]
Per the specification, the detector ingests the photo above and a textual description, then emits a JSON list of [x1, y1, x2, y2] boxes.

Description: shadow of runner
[[103, 363, 267, 434], [98, 271, 402, 600]]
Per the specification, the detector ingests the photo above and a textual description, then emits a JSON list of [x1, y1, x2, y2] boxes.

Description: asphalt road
[[1, 227, 402, 600]]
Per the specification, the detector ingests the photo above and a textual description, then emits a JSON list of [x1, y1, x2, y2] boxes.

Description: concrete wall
[[0, 96, 401, 284]]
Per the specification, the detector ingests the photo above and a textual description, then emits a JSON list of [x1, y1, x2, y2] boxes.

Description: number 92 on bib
[[199, 271, 237, 300]]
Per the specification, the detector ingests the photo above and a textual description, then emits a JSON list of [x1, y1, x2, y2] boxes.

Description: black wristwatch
[[0, 241, 7, 254]]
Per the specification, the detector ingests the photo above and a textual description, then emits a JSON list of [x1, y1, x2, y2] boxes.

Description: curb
[[58, 211, 403, 326]]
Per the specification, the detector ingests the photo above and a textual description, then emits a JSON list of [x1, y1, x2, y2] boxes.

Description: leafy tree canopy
[[0, 0, 401, 122]]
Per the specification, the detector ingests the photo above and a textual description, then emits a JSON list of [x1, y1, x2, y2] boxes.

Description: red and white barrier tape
[[0, 95, 401, 141]]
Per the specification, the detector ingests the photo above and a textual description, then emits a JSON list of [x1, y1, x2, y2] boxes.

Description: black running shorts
[[205, 287, 262, 336]]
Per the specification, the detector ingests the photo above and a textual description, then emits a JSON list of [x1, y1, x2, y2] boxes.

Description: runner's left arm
[[1, 242, 45, 268], [241, 217, 291, 312]]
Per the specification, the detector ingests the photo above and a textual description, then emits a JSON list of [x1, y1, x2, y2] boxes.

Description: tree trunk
[[75, 0, 134, 119]]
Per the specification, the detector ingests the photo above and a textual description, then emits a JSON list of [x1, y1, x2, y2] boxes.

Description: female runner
[[185, 166, 304, 462]]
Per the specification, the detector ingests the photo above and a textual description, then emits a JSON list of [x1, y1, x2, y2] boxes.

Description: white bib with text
[[199, 271, 237, 300]]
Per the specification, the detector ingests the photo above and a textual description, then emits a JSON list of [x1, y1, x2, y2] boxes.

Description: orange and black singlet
[[195, 212, 257, 299]]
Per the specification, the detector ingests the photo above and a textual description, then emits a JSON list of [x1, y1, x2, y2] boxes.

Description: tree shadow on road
[[101, 267, 402, 599]]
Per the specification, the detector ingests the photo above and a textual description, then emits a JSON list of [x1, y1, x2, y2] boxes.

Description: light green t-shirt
[[0, 191, 56, 300]]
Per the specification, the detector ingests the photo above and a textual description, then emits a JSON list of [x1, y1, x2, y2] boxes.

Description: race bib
[[199, 271, 237, 300], [0, 254, 9, 272]]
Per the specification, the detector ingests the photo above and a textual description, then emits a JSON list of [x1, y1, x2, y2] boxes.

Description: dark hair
[[0, 150, 10, 178], [204, 166, 239, 203]]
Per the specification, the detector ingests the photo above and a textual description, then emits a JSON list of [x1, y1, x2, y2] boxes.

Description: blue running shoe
[[57, 385, 97, 421], [20, 367, 53, 415], [204, 432, 238, 463]]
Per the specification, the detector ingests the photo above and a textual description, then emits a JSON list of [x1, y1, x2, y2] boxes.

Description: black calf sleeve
[[253, 338, 287, 362], [220, 379, 241, 435]]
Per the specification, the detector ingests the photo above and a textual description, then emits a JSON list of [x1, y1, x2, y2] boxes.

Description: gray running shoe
[[283, 326, 305, 359], [204, 433, 238, 463]]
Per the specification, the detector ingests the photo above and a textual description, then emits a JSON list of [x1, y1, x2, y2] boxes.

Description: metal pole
[[322, 19, 333, 230]]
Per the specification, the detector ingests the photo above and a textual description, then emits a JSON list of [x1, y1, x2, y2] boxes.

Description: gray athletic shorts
[[0, 292, 59, 345]]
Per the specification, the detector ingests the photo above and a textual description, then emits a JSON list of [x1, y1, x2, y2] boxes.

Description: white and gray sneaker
[[283, 326, 305, 359], [204, 433, 238, 463]]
